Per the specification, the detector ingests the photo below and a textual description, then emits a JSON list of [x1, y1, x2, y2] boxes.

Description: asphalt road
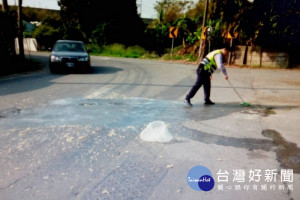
[[0, 52, 299, 200]]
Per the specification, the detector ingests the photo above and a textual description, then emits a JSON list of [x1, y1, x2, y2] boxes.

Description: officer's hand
[[210, 76, 212, 81], [225, 75, 229, 80]]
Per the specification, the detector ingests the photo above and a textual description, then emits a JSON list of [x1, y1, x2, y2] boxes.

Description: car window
[[54, 42, 86, 52]]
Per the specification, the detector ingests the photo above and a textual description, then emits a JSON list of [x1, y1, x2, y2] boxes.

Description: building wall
[[232, 45, 289, 68], [15, 38, 38, 53]]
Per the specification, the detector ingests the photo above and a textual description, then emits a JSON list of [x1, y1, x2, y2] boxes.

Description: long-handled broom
[[227, 80, 251, 106]]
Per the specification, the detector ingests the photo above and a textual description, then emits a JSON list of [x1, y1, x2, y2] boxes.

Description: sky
[[7, 0, 60, 11], [7, 0, 199, 19]]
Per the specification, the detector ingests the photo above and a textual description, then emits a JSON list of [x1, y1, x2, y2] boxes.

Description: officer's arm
[[214, 54, 228, 76]]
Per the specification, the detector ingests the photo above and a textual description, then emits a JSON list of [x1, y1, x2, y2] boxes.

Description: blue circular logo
[[187, 166, 215, 191]]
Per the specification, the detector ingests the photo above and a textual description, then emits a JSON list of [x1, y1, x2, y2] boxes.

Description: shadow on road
[[0, 65, 124, 96], [91, 66, 124, 74]]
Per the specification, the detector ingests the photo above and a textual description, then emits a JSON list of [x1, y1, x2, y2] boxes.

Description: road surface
[[0, 52, 299, 200]]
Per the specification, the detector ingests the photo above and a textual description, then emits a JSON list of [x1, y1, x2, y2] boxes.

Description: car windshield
[[54, 42, 86, 52]]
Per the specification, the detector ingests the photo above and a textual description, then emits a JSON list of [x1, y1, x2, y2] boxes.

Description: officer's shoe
[[205, 100, 215, 105], [185, 99, 193, 106]]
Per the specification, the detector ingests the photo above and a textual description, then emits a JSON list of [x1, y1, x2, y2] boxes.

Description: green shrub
[[85, 43, 102, 54], [126, 46, 147, 58], [86, 42, 198, 61], [101, 44, 127, 57], [161, 53, 197, 62], [91, 44, 148, 58], [142, 52, 160, 59]]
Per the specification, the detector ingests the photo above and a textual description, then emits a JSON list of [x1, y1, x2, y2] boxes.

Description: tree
[[145, 8, 169, 55], [186, 0, 205, 22], [32, 18, 62, 50], [208, 0, 300, 48], [175, 15, 197, 47], [247, 0, 300, 67], [58, 0, 145, 46], [154, 0, 193, 24], [249, 0, 300, 48], [146, 0, 195, 53], [0, 11, 17, 60], [208, 0, 251, 38], [22, 7, 61, 22], [206, 0, 300, 66]]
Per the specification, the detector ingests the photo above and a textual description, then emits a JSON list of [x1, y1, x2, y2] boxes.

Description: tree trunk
[[2, 0, 9, 12], [18, 0, 25, 59]]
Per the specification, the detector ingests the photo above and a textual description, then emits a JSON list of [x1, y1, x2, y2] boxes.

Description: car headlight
[[50, 55, 62, 62], [78, 56, 89, 62]]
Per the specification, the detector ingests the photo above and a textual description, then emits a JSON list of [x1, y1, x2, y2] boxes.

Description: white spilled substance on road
[[140, 121, 173, 143]]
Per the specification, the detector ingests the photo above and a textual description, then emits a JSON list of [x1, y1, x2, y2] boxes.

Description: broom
[[227, 80, 251, 106]]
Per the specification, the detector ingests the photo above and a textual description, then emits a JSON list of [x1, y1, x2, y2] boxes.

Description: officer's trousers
[[186, 64, 211, 102]]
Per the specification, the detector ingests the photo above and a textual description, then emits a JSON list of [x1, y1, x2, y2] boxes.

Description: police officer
[[185, 45, 234, 106]]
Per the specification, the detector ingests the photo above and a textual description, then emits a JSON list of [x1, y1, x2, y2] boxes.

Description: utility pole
[[2, 0, 9, 12], [202, 0, 209, 28], [18, 0, 24, 59], [198, 0, 209, 62]]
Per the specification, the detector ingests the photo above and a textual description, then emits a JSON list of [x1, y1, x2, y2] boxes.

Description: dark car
[[49, 40, 91, 73]]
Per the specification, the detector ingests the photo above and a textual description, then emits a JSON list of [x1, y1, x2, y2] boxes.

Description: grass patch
[[87, 43, 148, 58], [161, 53, 197, 62], [142, 52, 160, 59], [86, 43, 102, 55], [86, 43, 197, 62]]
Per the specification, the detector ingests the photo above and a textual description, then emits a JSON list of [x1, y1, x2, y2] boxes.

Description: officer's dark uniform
[[186, 49, 223, 105]]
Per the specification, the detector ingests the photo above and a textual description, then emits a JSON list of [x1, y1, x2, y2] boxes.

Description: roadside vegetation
[[86, 44, 196, 61], [1, 0, 300, 75], [87, 44, 148, 59]]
